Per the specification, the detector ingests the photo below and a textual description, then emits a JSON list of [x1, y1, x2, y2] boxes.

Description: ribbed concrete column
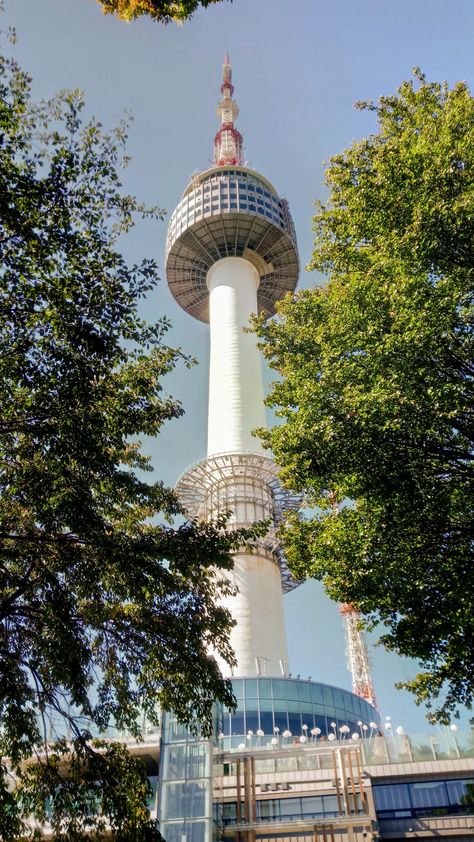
[[204, 256, 289, 677], [207, 257, 266, 457], [216, 549, 289, 678]]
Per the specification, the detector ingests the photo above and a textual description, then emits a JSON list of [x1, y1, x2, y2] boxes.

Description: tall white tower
[[166, 56, 300, 678]]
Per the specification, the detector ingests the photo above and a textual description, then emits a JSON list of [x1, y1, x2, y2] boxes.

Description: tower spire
[[214, 53, 244, 167]]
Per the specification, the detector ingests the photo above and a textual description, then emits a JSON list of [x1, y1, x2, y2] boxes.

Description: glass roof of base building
[[218, 677, 380, 750]]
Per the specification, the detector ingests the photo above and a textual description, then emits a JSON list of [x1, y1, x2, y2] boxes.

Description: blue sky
[[5, 0, 474, 732]]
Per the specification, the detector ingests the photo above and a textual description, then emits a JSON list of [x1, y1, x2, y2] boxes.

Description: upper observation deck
[[165, 165, 299, 323]]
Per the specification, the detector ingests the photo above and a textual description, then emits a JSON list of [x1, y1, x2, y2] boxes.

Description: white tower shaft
[[207, 257, 288, 677], [221, 549, 288, 677], [207, 257, 266, 457]]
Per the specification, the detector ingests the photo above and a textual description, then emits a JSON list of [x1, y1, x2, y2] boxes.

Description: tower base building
[[156, 716, 474, 842]]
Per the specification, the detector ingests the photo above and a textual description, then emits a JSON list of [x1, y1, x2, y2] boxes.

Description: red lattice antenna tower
[[340, 602, 378, 709], [214, 53, 244, 167]]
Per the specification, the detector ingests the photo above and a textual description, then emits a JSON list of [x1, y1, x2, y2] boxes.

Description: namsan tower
[[158, 59, 470, 842], [166, 54, 300, 678], [158, 59, 382, 842]]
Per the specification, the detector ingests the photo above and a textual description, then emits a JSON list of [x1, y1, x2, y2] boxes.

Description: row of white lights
[[223, 716, 460, 748], [227, 721, 380, 749]]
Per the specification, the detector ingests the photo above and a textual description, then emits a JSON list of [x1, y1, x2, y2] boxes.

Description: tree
[[256, 71, 474, 724], [97, 0, 228, 24], [0, 43, 251, 840]]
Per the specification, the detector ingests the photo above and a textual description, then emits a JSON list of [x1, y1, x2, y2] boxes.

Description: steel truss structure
[[176, 452, 302, 594], [340, 604, 377, 709]]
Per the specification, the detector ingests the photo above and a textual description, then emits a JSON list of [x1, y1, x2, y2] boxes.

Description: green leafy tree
[[97, 0, 228, 24], [256, 71, 474, 723], [0, 43, 251, 840]]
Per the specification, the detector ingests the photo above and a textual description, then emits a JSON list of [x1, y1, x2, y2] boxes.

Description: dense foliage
[[0, 47, 251, 839], [256, 71, 474, 723], [97, 0, 227, 23]]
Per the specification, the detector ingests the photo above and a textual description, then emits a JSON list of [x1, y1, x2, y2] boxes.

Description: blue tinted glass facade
[[220, 794, 359, 825], [158, 714, 214, 842], [218, 678, 379, 750], [373, 778, 474, 819]]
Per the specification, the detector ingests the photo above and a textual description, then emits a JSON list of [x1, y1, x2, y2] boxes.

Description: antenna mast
[[214, 53, 244, 166], [340, 603, 378, 709]]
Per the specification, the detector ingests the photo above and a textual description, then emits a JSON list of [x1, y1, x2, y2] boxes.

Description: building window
[[446, 779, 474, 811], [162, 781, 207, 820], [411, 781, 450, 813], [374, 779, 474, 820], [254, 795, 346, 824], [373, 783, 411, 815]]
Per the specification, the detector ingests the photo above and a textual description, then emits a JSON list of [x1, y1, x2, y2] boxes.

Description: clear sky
[[5, 0, 474, 733]]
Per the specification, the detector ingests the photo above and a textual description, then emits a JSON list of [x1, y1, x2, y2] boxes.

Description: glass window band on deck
[[167, 171, 288, 245]]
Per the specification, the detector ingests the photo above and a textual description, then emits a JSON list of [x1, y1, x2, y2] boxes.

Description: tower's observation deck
[[166, 166, 299, 323], [166, 56, 300, 678]]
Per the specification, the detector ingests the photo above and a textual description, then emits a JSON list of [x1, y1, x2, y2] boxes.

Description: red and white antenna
[[340, 602, 378, 709], [214, 53, 244, 167]]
